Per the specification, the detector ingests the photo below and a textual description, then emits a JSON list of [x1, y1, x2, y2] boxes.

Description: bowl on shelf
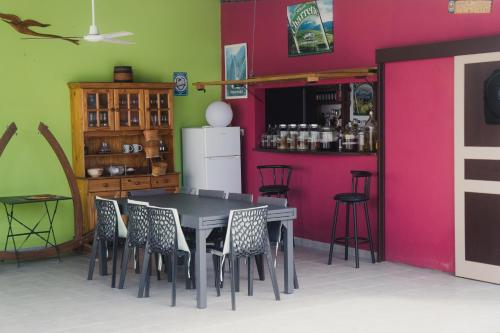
[[107, 165, 125, 176], [126, 167, 135, 175], [87, 168, 104, 178]]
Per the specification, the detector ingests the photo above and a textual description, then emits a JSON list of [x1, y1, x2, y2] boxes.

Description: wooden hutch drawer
[[122, 176, 151, 190], [151, 174, 178, 188], [87, 178, 121, 192]]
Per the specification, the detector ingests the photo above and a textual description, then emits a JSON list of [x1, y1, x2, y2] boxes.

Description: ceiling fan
[[83, 0, 134, 44], [21, 0, 134, 45]]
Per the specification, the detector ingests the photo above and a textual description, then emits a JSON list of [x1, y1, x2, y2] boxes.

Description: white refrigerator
[[182, 127, 242, 193]]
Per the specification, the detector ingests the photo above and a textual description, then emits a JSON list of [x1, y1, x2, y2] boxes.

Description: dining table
[[130, 192, 297, 309]]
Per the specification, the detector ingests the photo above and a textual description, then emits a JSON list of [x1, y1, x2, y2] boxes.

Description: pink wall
[[385, 59, 455, 272], [221, 0, 500, 272]]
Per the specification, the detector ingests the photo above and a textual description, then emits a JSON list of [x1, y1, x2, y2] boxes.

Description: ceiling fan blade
[[101, 38, 135, 45], [100, 31, 133, 39]]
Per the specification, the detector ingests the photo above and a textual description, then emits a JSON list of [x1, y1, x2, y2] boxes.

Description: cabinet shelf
[[85, 151, 172, 158], [254, 148, 377, 156]]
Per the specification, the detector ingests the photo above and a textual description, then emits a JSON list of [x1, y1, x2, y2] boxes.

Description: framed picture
[[350, 83, 374, 124], [287, 0, 334, 57], [173, 72, 188, 96], [224, 43, 248, 99]]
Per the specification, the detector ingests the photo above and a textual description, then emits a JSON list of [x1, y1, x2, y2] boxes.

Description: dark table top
[[0, 195, 72, 205], [126, 193, 296, 228]]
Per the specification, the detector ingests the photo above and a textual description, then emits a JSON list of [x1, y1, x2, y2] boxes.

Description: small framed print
[[173, 72, 188, 96], [224, 43, 248, 99], [350, 83, 374, 124]]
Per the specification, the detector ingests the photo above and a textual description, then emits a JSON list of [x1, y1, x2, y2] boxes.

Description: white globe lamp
[[205, 101, 233, 127]]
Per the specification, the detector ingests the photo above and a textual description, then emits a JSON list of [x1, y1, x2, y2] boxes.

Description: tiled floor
[[1, 246, 500, 333]]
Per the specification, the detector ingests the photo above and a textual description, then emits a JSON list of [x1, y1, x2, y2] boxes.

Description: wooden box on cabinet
[[69, 82, 179, 233]]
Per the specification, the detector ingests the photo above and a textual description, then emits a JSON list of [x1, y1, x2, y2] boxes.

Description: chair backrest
[[128, 188, 168, 198], [257, 165, 292, 187], [198, 189, 226, 199], [126, 200, 149, 247], [351, 170, 372, 199], [223, 206, 269, 257], [146, 206, 178, 255], [179, 186, 196, 195], [95, 198, 121, 241], [227, 192, 253, 203], [257, 196, 287, 243]]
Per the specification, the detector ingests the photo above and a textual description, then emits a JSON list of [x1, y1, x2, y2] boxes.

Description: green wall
[[0, 0, 221, 249]]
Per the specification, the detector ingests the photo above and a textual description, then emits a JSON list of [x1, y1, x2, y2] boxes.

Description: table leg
[[282, 219, 294, 294], [196, 228, 211, 309], [44, 201, 61, 261], [4, 204, 19, 267]]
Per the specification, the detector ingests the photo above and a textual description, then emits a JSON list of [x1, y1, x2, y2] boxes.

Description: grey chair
[[138, 205, 191, 307], [198, 189, 226, 199], [87, 197, 127, 288], [211, 206, 280, 310], [227, 192, 253, 203], [257, 196, 299, 289]]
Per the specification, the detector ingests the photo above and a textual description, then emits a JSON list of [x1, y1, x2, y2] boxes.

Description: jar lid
[[288, 124, 297, 129], [299, 124, 308, 129], [310, 124, 319, 129], [279, 124, 288, 128], [321, 126, 331, 130]]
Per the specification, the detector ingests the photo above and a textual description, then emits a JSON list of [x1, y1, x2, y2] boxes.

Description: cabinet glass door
[[114, 90, 144, 131], [83, 90, 114, 131], [145, 90, 172, 129]]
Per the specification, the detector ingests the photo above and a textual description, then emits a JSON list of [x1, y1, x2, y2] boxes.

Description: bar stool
[[328, 170, 376, 268]]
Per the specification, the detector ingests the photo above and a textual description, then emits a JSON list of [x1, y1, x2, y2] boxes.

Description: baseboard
[[294, 237, 377, 261]]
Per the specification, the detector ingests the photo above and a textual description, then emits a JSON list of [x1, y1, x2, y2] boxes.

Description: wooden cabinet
[[69, 82, 179, 233]]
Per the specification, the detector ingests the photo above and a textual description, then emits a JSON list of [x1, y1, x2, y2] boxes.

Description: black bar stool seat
[[257, 165, 292, 198], [328, 170, 376, 268], [259, 184, 289, 196]]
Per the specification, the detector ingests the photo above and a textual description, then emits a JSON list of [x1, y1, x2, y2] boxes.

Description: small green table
[[0, 195, 71, 266]]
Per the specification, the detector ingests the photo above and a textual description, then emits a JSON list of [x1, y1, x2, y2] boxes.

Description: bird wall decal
[[0, 13, 79, 45]]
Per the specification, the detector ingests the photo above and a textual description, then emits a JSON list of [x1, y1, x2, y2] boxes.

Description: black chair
[[211, 206, 280, 310], [87, 197, 128, 288], [198, 189, 226, 198], [257, 196, 299, 289], [257, 165, 292, 198], [137, 205, 191, 307], [328, 170, 376, 268]]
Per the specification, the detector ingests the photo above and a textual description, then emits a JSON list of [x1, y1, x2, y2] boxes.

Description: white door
[[205, 156, 242, 193], [204, 127, 241, 157], [455, 52, 500, 284]]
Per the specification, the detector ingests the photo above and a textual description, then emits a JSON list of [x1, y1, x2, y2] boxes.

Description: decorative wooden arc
[[38, 122, 83, 241], [0, 123, 86, 261], [0, 122, 17, 157]]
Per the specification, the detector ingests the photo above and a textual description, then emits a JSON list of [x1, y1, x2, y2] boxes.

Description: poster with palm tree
[[287, 0, 333, 56], [224, 43, 248, 99]]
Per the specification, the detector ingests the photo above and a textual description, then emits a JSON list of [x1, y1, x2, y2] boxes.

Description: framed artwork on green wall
[[287, 0, 333, 57], [224, 43, 248, 99]]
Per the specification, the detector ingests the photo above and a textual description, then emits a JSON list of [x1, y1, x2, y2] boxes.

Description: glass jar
[[357, 131, 365, 152], [344, 122, 357, 152], [309, 124, 320, 151], [266, 125, 273, 149], [320, 126, 333, 151], [271, 125, 279, 149], [287, 124, 298, 151], [297, 124, 309, 151], [364, 111, 378, 152], [278, 124, 289, 150]]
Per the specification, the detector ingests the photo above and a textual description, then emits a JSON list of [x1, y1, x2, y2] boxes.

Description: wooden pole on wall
[[0, 123, 17, 157]]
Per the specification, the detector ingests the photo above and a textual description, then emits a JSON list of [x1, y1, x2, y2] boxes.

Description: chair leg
[[119, 245, 131, 289], [111, 235, 118, 288], [293, 262, 299, 289], [230, 254, 237, 311], [87, 231, 99, 280], [171, 252, 177, 307], [344, 203, 350, 261], [154, 253, 162, 281], [353, 203, 360, 268], [255, 254, 265, 281], [134, 247, 141, 274], [363, 202, 376, 264], [184, 252, 191, 290], [145, 256, 151, 298], [235, 258, 240, 292], [328, 200, 340, 265], [265, 250, 280, 301], [190, 250, 196, 289], [138, 245, 151, 298], [212, 255, 219, 288], [215, 256, 221, 297], [247, 256, 253, 296], [99, 239, 108, 276]]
